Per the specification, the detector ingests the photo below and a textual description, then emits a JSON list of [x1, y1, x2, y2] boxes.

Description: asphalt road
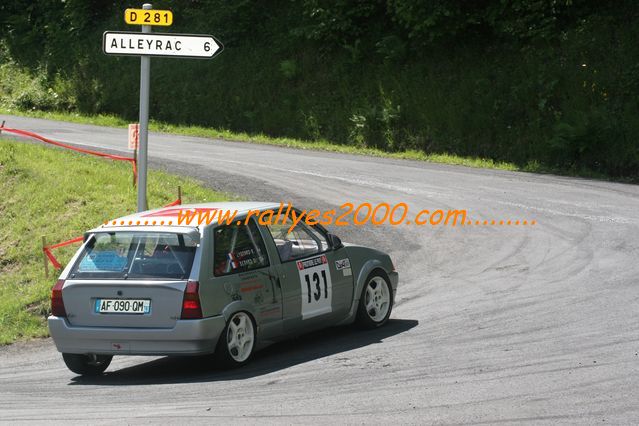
[[1, 115, 638, 424]]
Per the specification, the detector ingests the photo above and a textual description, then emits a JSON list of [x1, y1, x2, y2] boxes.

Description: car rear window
[[70, 231, 198, 280]]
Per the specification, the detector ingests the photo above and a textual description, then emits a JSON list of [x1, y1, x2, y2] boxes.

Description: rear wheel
[[215, 311, 256, 368], [62, 353, 112, 376], [356, 271, 393, 328]]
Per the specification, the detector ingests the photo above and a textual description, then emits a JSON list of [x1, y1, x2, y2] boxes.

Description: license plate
[[95, 298, 151, 314]]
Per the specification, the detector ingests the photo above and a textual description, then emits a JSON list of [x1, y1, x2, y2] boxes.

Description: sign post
[[103, 4, 223, 212], [137, 3, 152, 212]]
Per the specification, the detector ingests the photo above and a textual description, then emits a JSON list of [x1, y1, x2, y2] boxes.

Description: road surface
[[1, 115, 638, 424]]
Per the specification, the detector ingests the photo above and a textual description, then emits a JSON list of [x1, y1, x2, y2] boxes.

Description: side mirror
[[327, 233, 343, 250]]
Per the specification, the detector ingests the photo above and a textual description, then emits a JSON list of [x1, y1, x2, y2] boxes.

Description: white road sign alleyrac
[[103, 3, 224, 213], [103, 31, 222, 58]]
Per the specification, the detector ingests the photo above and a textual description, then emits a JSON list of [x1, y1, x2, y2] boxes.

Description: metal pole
[[137, 3, 152, 212]]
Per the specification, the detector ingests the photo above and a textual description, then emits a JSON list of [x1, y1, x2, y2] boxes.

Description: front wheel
[[62, 353, 112, 376], [215, 311, 256, 368], [356, 271, 393, 328]]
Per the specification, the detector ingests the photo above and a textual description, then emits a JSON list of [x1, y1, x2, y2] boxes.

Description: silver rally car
[[49, 202, 398, 375]]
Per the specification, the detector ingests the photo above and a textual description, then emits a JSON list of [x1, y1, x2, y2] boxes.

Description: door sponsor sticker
[[297, 255, 332, 319], [335, 258, 350, 270], [335, 258, 352, 276]]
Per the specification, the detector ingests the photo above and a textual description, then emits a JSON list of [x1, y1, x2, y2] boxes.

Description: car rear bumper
[[48, 315, 226, 356]]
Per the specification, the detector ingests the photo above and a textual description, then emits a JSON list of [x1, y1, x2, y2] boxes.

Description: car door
[[200, 218, 284, 340], [263, 218, 353, 333]]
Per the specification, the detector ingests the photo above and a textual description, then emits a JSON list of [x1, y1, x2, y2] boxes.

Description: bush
[[1, 0, 638, 178], [0, 61, 74, 111]]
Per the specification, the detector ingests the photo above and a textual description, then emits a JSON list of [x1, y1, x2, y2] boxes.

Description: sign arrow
[[103, 31, 223, 59]]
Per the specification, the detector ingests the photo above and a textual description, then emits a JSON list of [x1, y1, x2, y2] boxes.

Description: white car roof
[[90, 201, 282, 232]]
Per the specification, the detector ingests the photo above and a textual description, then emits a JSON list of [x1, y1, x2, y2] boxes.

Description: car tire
[[214, 311, 256, 368], [62, 353, 112, 376], [356, 270, 393, 329]]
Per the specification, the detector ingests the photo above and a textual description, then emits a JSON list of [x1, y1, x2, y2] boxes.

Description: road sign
[[104, 3, 224, 212], [128, 123, 139, 150], [103, 31, 223, 59], [125, 8, 173, 26]]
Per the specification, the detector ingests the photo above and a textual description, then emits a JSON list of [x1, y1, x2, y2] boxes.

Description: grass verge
[[0, 138, 229, 344], [0, 107, 522, 172]]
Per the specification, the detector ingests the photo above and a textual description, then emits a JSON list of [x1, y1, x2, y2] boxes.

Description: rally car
[[48, 202, 398, 375]]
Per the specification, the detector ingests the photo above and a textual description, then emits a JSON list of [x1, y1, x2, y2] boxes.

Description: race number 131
[[297, 255, 332, 319], [304, 270, 328, 303]]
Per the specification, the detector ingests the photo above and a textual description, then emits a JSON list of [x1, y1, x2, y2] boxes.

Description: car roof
[[90, 201, 282, 232]]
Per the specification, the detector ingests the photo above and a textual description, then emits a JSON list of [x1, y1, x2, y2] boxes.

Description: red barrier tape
[[43, 248, 63, 270], [47, 236, 85, 250], [42, 236, 84, 270], [0, 126, 137, 182], [164, 198, 182, 207]]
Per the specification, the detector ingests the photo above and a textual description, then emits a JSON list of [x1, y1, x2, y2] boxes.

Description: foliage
[[0, 0, 638, 178]]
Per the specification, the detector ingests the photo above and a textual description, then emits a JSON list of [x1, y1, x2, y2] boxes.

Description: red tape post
[[42, 236, 84, 270], [0, 126, 137, 183]]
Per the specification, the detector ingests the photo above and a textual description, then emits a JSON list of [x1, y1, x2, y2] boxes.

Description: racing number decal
[[304, 270, 328, 303], [297, 255, 332, 319]]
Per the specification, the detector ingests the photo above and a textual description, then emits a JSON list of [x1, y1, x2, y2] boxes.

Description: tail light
[[181, 281, 202, 319], [51, 279, 67, 317]]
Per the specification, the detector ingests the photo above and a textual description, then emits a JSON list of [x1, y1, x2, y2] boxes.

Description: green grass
[[0, 107, 521, 172], [0, 139, 229, 344]]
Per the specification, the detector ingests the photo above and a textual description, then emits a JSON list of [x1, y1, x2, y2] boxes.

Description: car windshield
[[70, 231, 198, 280]]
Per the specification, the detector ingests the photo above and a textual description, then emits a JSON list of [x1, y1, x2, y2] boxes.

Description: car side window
[[213, 219, 269, 276], [266, 221, 329, 263]]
